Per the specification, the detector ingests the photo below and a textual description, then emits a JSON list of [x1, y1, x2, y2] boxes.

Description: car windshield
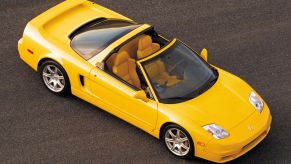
[[141, 40, 218, 103], [71, 19, 140, 60]]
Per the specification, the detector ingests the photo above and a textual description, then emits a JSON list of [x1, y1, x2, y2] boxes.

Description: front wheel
[[162, 124, 194, 158], [39, 60, 71, 96]]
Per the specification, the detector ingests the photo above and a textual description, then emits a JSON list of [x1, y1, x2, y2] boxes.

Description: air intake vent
[[79, 75, 84, 86]]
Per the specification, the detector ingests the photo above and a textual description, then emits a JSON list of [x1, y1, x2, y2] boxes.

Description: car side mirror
[[133, 90, 149, 102], [200, 48, 208, 61]]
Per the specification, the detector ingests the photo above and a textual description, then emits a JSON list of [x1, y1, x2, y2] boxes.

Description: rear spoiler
[[30, 0, 87, 27]]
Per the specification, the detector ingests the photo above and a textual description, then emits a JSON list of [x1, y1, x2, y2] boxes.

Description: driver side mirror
[[133, 90, 149, 102], [200, 48, 208, 61]]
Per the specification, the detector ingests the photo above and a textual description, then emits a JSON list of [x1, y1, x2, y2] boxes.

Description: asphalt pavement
[[1, 0, 291, 163]]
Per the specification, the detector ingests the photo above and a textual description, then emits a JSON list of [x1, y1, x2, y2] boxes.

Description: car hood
[[161, 68, 256, 130]]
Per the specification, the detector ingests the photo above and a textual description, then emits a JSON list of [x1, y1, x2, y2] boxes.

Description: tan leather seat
[[106, 52, 118, 72], [119, 35, 144, 59], [112, 51, 141, 89], [106, 35, 146, 71], [145, 60, 180, 87], [137, 35, 160, 59], [137, 36, 179, 86]]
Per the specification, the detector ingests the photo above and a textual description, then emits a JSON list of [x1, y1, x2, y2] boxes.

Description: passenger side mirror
[[133, 90, 149, 102], [200, 48, 208, 61]]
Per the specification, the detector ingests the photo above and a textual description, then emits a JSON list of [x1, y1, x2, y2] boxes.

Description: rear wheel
[[162, 124, 194, 158], [39, 60, 70, 96]]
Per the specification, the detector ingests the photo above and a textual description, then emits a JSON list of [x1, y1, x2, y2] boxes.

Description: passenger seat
[[137, 35, 180, 86], [137, 35, 160, 59], [112, 51, 141, 89]]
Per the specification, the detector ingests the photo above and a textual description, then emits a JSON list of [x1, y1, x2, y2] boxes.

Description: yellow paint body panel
[[18, 0, 272, 163]]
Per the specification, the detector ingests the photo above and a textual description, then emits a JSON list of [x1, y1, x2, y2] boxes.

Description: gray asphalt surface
[[1, 0, 291, 163]]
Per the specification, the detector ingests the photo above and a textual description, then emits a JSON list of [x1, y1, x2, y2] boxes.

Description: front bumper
[[197, 106, 272, 163]]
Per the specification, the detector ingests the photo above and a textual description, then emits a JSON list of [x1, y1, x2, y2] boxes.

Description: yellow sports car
[[18, 0, 272, 163]]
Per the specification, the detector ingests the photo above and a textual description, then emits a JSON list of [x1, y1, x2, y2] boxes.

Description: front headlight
[[203, 124, 229, 139], [249, 91, 264, 113]]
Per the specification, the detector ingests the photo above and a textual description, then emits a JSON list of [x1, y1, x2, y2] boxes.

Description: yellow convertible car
[[18, 0, 272, 163]]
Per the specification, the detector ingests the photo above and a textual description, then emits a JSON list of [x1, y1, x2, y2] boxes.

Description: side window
[[102, 52, 154, 100], [103, 51, 141, 91], [136, 66, 148, 89], [136, 66, 154, 99]]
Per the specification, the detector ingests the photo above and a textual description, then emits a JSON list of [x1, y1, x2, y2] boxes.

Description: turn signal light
[[27, 49, 34, 54]]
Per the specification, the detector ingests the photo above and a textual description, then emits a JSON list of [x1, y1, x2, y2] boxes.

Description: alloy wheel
[[164, 128, 191, 156], [42, 64, 65, 93]]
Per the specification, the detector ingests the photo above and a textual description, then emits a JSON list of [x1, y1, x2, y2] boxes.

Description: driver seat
[[145, 60, 180, 87], [137, 36, 180, 87]]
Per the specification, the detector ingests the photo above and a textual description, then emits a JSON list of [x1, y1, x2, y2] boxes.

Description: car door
[[86, 67, 158, 133]]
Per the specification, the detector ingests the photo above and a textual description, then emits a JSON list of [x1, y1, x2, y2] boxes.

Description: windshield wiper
[[163, 97, 190, 100], [160, 96, 193, 103], [160, 97, 189, 103]]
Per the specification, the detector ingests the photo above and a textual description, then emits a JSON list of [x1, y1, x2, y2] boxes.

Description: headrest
[[113, 51, 130, 66], [138, 35, 152, 51]]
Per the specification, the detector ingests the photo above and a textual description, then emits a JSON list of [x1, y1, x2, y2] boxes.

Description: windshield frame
[[137, 39, 218, 104]]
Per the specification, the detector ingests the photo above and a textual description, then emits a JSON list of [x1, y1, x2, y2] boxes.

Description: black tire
[[38, 60, 71, 96], [162, 124, 194, 158]]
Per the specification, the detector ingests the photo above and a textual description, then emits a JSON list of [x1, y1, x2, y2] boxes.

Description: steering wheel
[[153, 81, 167, 93]]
